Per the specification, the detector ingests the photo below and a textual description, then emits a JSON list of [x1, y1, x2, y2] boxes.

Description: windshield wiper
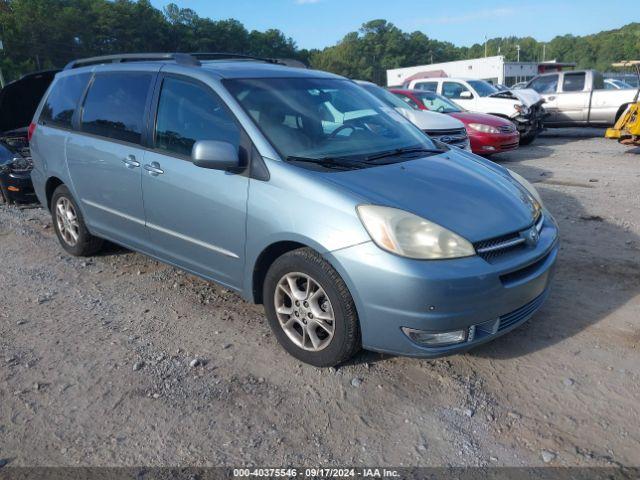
[[286, 155, 371, 170], [364, 146, 446, 162]]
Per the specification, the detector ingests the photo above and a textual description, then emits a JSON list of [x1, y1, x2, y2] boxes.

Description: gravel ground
[[0, 128, 639, 467]]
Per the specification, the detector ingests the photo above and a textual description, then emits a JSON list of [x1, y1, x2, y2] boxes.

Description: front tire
[[519, 131, 538, 145], [0, 182, 13, 205], [51, 185, 103, 256], [263, 248, 361, 367]]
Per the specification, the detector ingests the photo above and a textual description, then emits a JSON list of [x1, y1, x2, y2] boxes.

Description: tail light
[[27, 122, 36, 142]]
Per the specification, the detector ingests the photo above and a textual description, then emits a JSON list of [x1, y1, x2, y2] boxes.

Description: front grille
[[498, 291, 547, 332], [474, 214, 543, 261], [474, 231, 524, 261], [498, 125, 516, 134], [424, 128, 469, 148]]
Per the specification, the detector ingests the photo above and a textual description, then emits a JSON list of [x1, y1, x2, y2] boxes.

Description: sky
[[149, 0, 634, 50]]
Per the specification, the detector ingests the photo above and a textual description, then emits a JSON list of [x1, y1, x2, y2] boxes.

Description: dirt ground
[[0, 128, 639, 468]]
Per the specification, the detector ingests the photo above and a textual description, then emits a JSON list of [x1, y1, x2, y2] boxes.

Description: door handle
[[122, 155, 140, 168], [547, 96, 556, 101], [144, 162, 164, 176]]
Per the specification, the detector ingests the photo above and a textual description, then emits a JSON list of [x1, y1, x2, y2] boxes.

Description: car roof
[[61, 54, 343, 81], [535, 69, 592, 77]]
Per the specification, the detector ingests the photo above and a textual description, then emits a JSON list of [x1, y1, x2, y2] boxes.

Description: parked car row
[[403, 76, 545, 145], [4, 53, 559, 367], [389, 88, 520, 155]]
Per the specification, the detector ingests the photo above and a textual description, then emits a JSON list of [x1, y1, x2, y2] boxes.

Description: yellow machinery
[[605, 61, 640, 146]]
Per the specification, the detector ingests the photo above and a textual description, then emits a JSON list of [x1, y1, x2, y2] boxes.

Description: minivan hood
[[396, 107, 465, 130], [322, 151, 537, 242], [0, 70, 58, 134], [488, 88, 543, 107]]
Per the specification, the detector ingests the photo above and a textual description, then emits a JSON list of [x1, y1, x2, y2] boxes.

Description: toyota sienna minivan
[[29, 53, 558, 367]]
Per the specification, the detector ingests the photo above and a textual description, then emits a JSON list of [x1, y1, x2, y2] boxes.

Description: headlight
[[356, 205, 475, 259], [468, 123, 500, 134], [514, 104, 530, 115], [9, 156, 31, 173], [507, 169, 543, 208]]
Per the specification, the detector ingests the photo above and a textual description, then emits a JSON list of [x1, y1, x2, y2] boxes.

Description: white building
[[386, 56, 540, 87]]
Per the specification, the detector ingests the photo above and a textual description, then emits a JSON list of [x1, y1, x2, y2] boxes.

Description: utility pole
[[542, 43, 546, 62], [484, 35, 488, 57], [516, 44, 521, 62]]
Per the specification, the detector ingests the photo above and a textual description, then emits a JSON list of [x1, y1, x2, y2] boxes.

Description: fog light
[[481, 146, 496, 151], [402, 327, 467, 347]]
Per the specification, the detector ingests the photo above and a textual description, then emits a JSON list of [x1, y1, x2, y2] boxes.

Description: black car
[[0, 70, 58, 204]]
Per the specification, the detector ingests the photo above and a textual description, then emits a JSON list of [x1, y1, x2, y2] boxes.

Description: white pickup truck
[[404, 77, 545, 145], [525, 70, 637, 127]]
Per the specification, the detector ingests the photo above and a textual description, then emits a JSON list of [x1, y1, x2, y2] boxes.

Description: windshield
[[412, 91, 462, 113], [610, 79, 633, 89], [224, 77, 437, 163], [467, 80, 500, 97]]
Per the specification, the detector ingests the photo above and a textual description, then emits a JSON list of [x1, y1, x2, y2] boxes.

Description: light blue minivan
[[29, 53, 558, 367]]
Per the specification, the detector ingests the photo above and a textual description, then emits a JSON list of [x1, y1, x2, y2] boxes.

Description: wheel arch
[[45, 176, 65, 211], [251, 240, 309, 304]]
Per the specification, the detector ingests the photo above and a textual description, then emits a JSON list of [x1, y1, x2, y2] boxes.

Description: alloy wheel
[[55, 197, 80, 247], [274, 272, 335, 351]]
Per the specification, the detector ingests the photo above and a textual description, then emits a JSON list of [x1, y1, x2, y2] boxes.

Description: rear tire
[[51, 185, 103, 256], [263, 248, 361, 367]]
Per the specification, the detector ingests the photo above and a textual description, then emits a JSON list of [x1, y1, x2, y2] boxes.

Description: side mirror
[[459, 91, 473, 99], [191, 140, 240, 171]]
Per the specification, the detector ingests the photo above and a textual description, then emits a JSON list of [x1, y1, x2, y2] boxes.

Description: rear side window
[[415, 82, 438, 92], [563, 73, 586, 92], [154, 77, 240, 157], [81, 72, 153, 144], [40, 73, 90, 128]]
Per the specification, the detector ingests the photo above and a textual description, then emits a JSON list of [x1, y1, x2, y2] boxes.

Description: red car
[[390, 89, 520, 155]]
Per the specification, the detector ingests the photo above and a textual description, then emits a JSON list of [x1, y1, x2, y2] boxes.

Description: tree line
[[311, 20, 640, 85], [0, 0, 638, 84]]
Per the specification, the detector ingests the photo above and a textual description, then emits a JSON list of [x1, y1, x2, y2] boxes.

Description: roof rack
[[63, 52, 308, 70], [63, 53, 201, 70]]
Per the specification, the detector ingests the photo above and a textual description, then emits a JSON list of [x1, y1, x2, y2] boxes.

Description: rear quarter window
[[39, 73, 91, 128], [80, 72, 153, 145]]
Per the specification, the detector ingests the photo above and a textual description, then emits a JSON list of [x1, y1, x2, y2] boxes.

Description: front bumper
[[513, 103, 547, 136], [469, 132, 520, 155], [326, 212, 558, 357], [0, 170, 36, 203]]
